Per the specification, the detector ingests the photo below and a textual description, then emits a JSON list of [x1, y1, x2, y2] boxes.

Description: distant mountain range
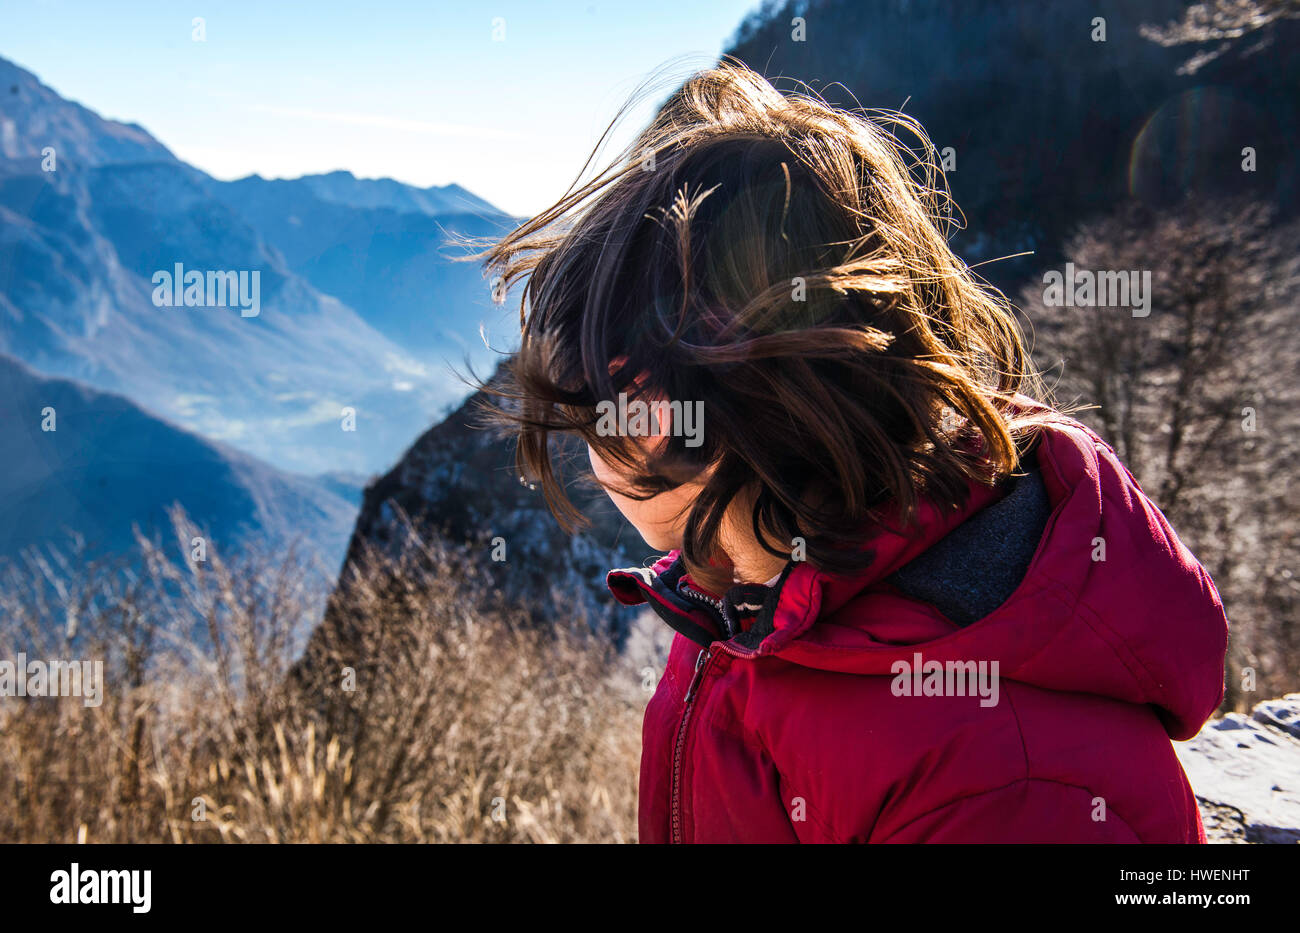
[[0, 52, 527, 580], [0, 54, 518, 478], [0, 351, 356, 571], [277, 170, 500, 218], [213, 172, 512, 355]]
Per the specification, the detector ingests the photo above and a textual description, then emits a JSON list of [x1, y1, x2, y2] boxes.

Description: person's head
[[478, 61, 1044, 592]]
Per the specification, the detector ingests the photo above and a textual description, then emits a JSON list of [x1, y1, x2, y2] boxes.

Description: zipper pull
[[684, 648, 711, 703]]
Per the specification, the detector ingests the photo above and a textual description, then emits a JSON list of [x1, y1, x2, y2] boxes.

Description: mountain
[[290, 170, 501, 217], [326, 362, 645, 643], [211, 173, 517, 353], [0, 57, 175, 167], [725, 0, 1300, 291], [0, 54, 515, 476], [0, 156, 456, 476], [0, 351, 355, 572]]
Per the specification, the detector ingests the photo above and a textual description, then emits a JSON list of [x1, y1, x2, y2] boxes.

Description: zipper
[[677, 579, 731, 636], [671, 645, 712, 845], [628, 563, 771, 842], [677, 580, 723, 614]]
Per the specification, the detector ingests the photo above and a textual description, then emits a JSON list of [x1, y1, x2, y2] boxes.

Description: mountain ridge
[[0, 56, 177, 168], [0, 350, 356, 575]]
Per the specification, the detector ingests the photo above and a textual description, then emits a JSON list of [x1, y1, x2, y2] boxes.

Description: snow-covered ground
[[1176, 694, 1300, 844]]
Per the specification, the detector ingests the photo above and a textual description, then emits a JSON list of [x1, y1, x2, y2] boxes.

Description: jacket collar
[[607, 477, 1004, 656]]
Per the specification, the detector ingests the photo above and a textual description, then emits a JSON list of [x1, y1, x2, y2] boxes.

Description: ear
[[652, 398, 673, 438], [608, 354, 673, 454]]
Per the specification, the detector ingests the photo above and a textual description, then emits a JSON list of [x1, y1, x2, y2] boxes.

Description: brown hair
[[475, 61, 1046, 592]]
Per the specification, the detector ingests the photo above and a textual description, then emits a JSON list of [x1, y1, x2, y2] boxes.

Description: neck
[[719, 494, 790, 585]]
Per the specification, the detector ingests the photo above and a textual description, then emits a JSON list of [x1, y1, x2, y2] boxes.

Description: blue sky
[[2, 0, 760, 215]]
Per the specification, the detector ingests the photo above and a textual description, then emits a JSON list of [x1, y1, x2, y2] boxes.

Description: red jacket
[[608, 415, 1228, 843]]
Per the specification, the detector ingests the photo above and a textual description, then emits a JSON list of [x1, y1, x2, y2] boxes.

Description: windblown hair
[[477, 61, 1046, 592]]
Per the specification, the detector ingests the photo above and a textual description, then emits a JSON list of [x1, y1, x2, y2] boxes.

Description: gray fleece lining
[[887, 465, 1052, 626]]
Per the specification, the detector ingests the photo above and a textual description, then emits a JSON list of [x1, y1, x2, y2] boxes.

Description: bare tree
[[1140, 0, 1300, 74], [1022, 200, 1300, 709], [1142, 0, 1300, 45]]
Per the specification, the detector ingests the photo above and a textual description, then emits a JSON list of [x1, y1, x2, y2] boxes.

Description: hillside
[[725, 0, 1300, 291], [0, 351, 355, 575], [327, 362, 645, 644]]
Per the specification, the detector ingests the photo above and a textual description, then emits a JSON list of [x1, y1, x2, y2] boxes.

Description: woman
[[478, 63, 1228, 843]]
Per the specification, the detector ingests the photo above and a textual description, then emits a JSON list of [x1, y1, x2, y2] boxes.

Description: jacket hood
[[608, 415, 1228, 741]]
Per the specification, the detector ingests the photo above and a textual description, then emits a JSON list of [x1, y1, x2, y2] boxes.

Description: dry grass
[[0, 511, 643, 843]]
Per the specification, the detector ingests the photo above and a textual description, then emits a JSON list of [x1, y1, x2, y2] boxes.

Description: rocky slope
[[1176, 694, 1300, 843], [330, 362, 647, 642]]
